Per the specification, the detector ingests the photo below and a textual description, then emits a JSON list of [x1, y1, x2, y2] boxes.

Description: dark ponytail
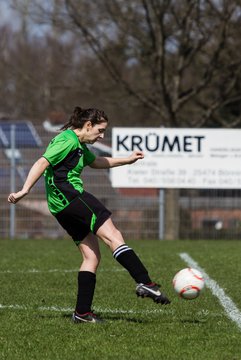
[[61, 106, 108, 131]]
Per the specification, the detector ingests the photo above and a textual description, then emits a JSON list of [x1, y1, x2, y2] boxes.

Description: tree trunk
[[164, 188, 180, 240]]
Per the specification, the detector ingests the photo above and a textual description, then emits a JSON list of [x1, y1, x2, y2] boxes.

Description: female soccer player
[[8, 107, 170, 323]]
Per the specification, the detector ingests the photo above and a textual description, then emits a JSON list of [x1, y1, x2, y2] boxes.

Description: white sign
[[110, 128, 241, 189]]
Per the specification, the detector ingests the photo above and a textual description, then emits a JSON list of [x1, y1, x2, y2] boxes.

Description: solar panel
[[0, 121, 42, 148]]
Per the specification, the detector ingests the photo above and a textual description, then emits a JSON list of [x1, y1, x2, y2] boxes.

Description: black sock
[[75, 271, 96, 314], [113, 244, 151, 284]]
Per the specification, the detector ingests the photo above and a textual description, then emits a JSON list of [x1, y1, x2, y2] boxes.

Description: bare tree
[[11, 0, 241, 124], [59, 0, 241, 126]]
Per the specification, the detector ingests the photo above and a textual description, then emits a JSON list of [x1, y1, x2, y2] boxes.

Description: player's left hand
[[128, 151, 144, 164]]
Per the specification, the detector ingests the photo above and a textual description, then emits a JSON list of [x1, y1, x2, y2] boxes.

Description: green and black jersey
[[42, 130, 96, 215]]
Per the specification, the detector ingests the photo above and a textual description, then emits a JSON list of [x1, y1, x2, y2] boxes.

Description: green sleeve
[[43, 135, 76, 166]]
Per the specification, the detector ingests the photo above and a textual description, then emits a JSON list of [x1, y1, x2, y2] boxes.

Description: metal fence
[[1, 121, 241, 240]]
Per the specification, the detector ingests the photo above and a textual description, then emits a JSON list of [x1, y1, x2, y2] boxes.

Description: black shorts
[[55, 191, 111, 246]]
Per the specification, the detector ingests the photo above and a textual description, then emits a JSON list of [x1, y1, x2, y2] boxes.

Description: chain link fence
[[1, 121, 241, 240]]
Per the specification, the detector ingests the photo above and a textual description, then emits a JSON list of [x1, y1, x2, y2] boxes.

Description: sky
[[0, 1, 54, 38], [0, 1, 21, 30]]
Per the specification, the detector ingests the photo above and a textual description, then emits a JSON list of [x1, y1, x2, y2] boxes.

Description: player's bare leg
[[79, 233, 101, 273], [96, 218, 125, 251]]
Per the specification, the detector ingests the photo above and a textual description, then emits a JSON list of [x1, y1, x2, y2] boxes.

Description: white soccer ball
[[173, 268, 205, 300]]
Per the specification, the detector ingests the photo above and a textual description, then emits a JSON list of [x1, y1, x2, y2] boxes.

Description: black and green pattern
[[42, 130, 96, 215]]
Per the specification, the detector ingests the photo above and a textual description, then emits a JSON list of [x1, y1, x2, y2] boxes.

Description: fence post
[[159, 189, 165, 240], [10, 124, 16, 239]]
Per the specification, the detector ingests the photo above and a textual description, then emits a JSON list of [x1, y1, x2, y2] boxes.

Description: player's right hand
[[8, 190, 28, 204]]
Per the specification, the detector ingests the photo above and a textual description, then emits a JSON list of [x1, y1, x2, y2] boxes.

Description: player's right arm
[[8, 157, 50, 204]]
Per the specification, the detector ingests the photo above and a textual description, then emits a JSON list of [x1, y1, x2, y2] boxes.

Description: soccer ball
[[172, 268, 205, 300]]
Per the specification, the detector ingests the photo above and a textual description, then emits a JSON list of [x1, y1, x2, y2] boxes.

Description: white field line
[[180, 252, 241, 331], [0, 303, 172, 315], [0, 268, 125, 274], [0, 303, 226, 319]]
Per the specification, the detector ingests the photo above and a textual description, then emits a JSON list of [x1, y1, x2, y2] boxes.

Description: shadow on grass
[[97, 314, 145, 323], [35, 312, 146, 323], [180, 318, 207, 324], [61, 313, 145, 323]]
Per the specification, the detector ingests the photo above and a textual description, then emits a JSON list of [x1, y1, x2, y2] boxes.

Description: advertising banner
[[111, 128, 241, 189]]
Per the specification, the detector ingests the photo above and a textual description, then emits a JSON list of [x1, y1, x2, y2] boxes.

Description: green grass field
[[1, 238, 241, 360]]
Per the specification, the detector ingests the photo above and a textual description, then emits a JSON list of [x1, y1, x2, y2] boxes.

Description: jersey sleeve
[[83, 144, 96, 166], [43, 135, 76, 166]]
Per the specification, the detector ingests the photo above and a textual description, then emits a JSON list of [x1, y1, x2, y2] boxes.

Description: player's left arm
[[89, 151, 144, 169]]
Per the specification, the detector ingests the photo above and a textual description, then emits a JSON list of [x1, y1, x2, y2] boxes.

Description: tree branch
[[65, 0, 164, 116]]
